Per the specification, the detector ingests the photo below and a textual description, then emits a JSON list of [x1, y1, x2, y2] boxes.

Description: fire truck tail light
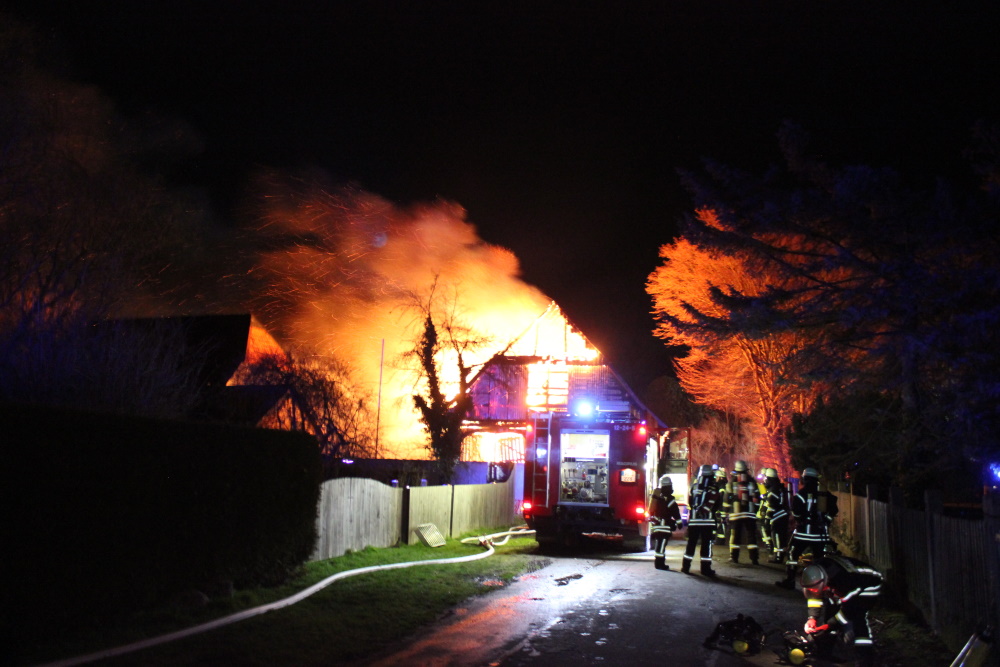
[[635, 505, 647, 517], [522, 501, 533, 511]]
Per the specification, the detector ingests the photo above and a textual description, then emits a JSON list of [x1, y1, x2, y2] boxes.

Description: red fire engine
[[462, 303, 684, 549], [521, 410, 653, 549]]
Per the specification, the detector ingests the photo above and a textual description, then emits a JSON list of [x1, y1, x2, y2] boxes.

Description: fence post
[[449, 484, 456, 538], [925, 489, 943, 633], [983, 489, 1000, 648], [867, 484, 880, 560], [402, 485, 411, 544], [847, 481, 855, 551]]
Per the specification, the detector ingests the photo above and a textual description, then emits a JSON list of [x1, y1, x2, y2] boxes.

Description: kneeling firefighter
[[647, 474, 681, 570], [800, 555, 883, 666]]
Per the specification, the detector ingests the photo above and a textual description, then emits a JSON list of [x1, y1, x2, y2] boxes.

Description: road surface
[[364, 538, 860, 666]]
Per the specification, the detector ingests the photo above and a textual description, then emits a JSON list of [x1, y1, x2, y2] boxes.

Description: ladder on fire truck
[[529, 411, 554, 508]]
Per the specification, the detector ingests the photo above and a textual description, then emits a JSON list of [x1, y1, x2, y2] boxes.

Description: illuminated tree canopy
[[650, 123, 1000, 494]]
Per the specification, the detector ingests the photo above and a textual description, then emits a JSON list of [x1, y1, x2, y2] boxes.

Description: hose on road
[[37, 526, 536, 667]]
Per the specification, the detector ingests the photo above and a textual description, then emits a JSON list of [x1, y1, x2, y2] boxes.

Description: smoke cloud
[[239, 174, 552, 457]]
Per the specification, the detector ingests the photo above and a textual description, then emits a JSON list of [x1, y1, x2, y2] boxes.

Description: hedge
[[5, 402, 322, 642]]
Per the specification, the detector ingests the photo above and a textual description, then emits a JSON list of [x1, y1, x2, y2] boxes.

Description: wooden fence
[[830, 485, 1000, 660], [310, 477, 520, 562]]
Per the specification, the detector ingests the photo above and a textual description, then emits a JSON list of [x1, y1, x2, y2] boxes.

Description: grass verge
[[18, 530, 544, 667], [870, 607, 958, 667]]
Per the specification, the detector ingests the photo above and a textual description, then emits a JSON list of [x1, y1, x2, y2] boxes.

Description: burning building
[[462, 301, 675, 546], [464, 301, 666, 462]]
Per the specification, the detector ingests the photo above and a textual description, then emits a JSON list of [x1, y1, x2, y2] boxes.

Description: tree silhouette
[[657, 122, 1000, 494], [0, 15, 207, 417], [234, 351, 378, 475], [647, 231, 816, 479], [405, 284, 491, 483]]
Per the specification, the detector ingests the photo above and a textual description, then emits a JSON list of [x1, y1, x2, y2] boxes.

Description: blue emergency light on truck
[[520, 414, 653, 550]]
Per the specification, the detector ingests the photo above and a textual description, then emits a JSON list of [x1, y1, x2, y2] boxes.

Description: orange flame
[[240, 179, 591, 459]]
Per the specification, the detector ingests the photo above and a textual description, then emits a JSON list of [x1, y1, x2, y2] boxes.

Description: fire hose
[[36, 526, 536, 667]]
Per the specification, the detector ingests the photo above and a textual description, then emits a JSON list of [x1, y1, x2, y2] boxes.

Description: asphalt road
[[364, 537, 862, 667]]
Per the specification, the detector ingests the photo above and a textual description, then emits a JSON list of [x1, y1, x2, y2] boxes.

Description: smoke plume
[[240, 174, 551, 457]]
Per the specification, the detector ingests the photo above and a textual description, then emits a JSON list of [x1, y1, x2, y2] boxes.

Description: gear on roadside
[[703, 613, 766, 655]]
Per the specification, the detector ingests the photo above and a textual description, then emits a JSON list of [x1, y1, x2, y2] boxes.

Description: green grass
[[17, 530, 545, 667]]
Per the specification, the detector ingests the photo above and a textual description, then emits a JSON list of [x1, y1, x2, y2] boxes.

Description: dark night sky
[[4, 1, 999, 391]]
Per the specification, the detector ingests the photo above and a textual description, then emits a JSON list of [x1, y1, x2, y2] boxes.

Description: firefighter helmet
[[698, 464, 715, 478], [764, 467, 778, 479], [734, 460, 749, 473], [715, 466, 727, 479], [658, 474, 673, 489], [801, 467, 819, 480], [800, 564, 828, 591]]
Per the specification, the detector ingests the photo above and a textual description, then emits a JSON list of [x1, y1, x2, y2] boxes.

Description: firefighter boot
[[681, 557, 691, 574], [654, 556, 670, 571], [730, 549, 740, 564], [701, 562, 718, 577], [750, 549, 759, 566], [775, 566, 796, 590]]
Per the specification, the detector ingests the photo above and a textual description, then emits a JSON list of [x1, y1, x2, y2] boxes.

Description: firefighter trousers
[[782, 536, 828, 583], [683, 524, 715, 573], [836, 598, 878, 664], [651, 524, 673, 558], [728, 517, 759, 562], [769, 516, 789, 561]]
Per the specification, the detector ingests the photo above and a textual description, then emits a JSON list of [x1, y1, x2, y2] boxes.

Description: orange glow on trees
[[646, 211, 823, 478]]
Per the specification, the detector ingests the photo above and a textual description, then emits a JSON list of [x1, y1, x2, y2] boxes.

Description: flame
[[240, 178, 581, 458], [244, 317, 287, 366], [462, 430, 526, 463]]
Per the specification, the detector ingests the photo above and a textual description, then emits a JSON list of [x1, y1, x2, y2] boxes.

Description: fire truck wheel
[[621, 535, 648, 553]]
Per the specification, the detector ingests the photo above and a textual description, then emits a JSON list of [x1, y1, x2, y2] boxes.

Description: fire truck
[[520, 409, 659, 550], [461, 302, 688, 549]]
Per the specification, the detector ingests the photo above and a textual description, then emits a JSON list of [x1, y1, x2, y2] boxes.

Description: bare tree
[[0, 16, 207, 417], [402, 283, 492, 483], [234, 351, 378, 473], [689, 410, 758, 474]]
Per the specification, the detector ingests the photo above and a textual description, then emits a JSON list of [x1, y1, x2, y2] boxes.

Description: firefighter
[[757, 469, 772, 552], [762, 467, 790, 564], [800, 555, 883, 666], [726, 460, 761, 564], [647, 474, 681, 570], [682, 464, 723, 577], [714, 466, 729, 545], [777, 467, 839, 589]]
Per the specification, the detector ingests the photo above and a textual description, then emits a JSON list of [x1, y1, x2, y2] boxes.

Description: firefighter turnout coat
[[648, 487, 681, 529], [804, 555, 883, 653], [647, 487, 681, 563], [790, 483, 838, 549]]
